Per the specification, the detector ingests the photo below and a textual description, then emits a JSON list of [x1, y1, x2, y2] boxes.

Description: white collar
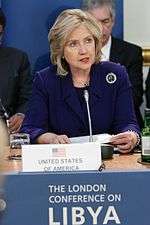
[[101, 36, 112, 61]]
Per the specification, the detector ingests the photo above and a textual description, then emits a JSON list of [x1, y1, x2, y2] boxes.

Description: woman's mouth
[[79, 57, 90, 63]]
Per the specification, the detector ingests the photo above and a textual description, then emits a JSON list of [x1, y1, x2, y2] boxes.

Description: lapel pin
[[106, 72, 117, 84]]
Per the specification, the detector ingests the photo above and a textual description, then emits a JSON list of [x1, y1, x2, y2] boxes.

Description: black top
[[75, 86, 90, 136], [0, 46, 32, 117]]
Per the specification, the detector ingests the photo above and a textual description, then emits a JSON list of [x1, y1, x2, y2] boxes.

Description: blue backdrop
[[1, 0, 123, 71]]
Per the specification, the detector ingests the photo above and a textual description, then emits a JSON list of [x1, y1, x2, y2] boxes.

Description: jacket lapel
[[60, 73, 87, 127], [89, 65, 102, 108]]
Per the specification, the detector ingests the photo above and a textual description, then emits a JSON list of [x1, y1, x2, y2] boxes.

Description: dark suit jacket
[[33, 37, 144, 129], [0, 46, 32, 117], [145, 68, 150, 108], [21, 62, 140, 143], [110, 37, 144, 128]]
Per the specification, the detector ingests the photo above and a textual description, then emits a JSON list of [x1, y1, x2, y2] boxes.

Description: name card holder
[[22, 142, 102, 172]]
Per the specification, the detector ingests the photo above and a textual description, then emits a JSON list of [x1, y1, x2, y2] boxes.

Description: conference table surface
[[2, 147, 150, 173]]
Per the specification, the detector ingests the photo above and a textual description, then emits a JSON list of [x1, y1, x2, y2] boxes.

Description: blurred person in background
[[81, 0, 144, 130], [0, 8, 32, 133], [0, 119, 8, 217], [0, 119, 8, 169]]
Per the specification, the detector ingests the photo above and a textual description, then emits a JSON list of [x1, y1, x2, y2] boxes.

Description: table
[[2, 147, 150, 172]]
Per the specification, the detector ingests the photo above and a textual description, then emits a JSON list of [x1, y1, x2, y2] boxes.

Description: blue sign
[[1, 170, 150, 225]]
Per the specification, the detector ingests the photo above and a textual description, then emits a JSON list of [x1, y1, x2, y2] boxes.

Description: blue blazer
[[21, 61, 140, 143]]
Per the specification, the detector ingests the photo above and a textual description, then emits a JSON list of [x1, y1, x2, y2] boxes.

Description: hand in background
[[8, 113, 25, 133], [110, 131, 138, 153], [37, 133, 71, 144]]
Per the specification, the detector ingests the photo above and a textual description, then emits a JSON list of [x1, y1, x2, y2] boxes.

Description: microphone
[[83, 90, 93, 142]]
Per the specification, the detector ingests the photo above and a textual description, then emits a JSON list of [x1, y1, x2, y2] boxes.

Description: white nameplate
[[22, 142, 102, 172]]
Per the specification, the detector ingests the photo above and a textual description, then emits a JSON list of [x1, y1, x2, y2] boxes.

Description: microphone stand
[[84, 90, 93, 142]]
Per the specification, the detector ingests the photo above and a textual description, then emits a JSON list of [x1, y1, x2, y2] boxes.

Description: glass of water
[[9, 133, 30, 160]]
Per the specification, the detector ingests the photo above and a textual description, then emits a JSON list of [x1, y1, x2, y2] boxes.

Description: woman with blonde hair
[[21, 9, 140, 153]]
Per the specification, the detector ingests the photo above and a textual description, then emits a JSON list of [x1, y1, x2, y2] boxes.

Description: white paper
[[70, 133, 112, 144]]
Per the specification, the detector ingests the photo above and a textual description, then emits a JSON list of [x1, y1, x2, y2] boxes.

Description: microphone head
[[84, 89, 89, 102]]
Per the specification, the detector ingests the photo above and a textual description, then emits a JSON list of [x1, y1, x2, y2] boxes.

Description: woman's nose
[[78, 44, 87, 54]]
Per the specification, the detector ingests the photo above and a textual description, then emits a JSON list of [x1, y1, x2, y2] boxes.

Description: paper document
[[70, 133, 112, 144]]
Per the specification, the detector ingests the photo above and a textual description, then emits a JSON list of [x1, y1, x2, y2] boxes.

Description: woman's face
[[63, 24, 96, 74]]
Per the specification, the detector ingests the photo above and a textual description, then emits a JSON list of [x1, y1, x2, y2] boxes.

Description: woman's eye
[[68, 42, 77, 47], [85, 38, 93, 43]]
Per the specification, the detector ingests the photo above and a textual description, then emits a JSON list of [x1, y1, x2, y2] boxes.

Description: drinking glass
[[9, 133, 30, 160]]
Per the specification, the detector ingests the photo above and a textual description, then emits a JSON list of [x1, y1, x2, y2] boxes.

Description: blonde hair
[[48, 9, 102, 76]]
